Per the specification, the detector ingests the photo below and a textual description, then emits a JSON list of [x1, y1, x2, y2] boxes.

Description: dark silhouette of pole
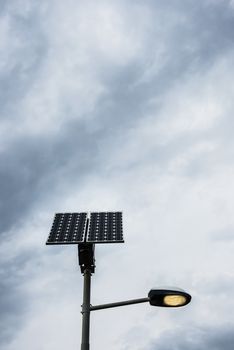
[[81, 269, 91, 350]]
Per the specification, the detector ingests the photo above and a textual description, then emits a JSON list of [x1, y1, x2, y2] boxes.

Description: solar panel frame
[[46, 212, 88, 245]]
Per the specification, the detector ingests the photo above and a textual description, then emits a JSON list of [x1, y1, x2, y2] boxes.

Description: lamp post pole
[[80, 288, 191, 350], [46, 212, 191, 350], [81, 269, 92, 350]]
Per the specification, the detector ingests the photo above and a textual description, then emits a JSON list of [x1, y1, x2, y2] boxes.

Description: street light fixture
[[89, 288, 191, 311], [148, 288, 191, 307], [46, 212, 191, 350]]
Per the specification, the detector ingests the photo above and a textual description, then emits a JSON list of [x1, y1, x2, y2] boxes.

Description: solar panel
[[46, 213, 87, 245], [46, 212, 124, 245], [87, 212, 123, 243]]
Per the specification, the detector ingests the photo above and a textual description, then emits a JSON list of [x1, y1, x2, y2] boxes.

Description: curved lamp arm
[[90, 297, 150, 311]]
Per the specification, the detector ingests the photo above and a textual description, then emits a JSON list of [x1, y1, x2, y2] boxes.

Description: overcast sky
[[1, 0, 234, 349]]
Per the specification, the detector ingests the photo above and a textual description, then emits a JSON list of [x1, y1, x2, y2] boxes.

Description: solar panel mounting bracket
[[78, 243, 95, 274]]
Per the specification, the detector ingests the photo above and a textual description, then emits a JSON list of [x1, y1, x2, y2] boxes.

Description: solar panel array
[[46, 212, 123, 245]]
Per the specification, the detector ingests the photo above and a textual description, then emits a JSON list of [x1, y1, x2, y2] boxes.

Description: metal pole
[[90, 297, 150, 311], [81, 269, 91, 350]]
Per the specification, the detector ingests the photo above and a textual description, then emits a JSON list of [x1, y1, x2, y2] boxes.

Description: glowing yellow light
[[163, 295, 187, 306]]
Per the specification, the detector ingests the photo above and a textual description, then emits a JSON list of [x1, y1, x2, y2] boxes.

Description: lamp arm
[[89, 297, 149, 311]]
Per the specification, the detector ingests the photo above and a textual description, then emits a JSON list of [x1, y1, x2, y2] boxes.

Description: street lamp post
[[46, 212, 192, 350], [80, 283, 191, 350], [78, 248, 191, 350]]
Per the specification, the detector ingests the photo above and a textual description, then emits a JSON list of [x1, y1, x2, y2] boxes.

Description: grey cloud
[[1, 0, 234, 238], [94, 0, 234, 151], [1, 1, 234, 348], [0, 251, 34, 344], [147, 324, 234, 350], [131, 0, 234, 80], [0, 10, 48, 119], [0, 122, 99, 233], [2, 0, 234, 128], [0, 87, 143, 234], [210, 228, 234, 242]]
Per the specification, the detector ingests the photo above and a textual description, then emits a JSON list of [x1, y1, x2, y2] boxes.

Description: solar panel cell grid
[[46, 213, 87, 244], [87, 212, 123, 243]]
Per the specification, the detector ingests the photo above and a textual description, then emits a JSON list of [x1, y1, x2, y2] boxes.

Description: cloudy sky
[[1, 0, 234, 349]]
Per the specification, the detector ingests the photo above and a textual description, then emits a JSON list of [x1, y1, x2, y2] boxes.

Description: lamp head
[[148, 288, 191, 307]]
